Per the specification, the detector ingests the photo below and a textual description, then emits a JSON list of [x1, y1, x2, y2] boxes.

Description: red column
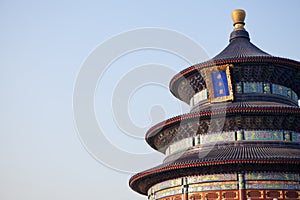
[[238, 173, 246, 200], [182, 192, 188, 200], [239, 189, 246, 200]]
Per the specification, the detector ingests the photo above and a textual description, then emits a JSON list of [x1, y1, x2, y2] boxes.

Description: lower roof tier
[[152, 189, 300, 200], [129, 141, 300, 195], [146, 102, 300, 152], [148, 172, 300, 199]]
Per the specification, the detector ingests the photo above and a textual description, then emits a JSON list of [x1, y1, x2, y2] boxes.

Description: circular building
[[130, 9, 300, 200]]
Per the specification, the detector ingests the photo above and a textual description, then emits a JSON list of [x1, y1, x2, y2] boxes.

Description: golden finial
[[232, 9, 246, 30]]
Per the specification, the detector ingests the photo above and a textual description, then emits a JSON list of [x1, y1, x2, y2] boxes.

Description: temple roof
[[213, 9, 270, 60], [129, 9, 300, 197], [129, 141, 300, 195], [146, 103, 300, 152], [168, 9, 300, 104], [212, 29, 270, 60]]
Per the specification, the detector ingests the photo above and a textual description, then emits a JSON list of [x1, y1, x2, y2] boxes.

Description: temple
[[129, 9, 300, 200]]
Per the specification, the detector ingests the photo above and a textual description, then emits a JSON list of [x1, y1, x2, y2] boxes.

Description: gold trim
[[266, 190, 283, 199], [285, 190, 300, 199], [205, 64, 234, 103], [204, 191, 220, 200], [246, 190, 264, 199], [222, 191, 239, 199]]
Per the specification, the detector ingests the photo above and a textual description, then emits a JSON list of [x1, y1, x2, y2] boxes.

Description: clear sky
[[1, 1, 300, 200]]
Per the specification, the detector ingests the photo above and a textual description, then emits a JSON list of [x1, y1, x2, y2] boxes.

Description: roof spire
[[232, 9, 246, 30]]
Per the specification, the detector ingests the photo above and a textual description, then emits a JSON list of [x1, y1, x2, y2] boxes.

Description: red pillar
[[239, 189, 246, 200], [238, 173, 246, 200]]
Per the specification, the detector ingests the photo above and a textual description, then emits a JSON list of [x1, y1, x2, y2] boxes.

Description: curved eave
[[130, 160, 300, 195], [145, 106, 300, 151], [169, 56, 300, 104], [129, 141, 300, 195]]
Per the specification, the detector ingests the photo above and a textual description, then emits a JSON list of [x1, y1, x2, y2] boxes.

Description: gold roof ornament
[[232, 9, 246, 30]]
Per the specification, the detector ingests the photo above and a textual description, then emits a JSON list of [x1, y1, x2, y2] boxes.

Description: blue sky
[[1, 1, 300, 200]]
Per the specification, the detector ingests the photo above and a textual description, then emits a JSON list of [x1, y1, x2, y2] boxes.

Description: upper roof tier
[[213, 9, 270, 60], [169, 9, 300, 104], [212, 29, 270, 59]]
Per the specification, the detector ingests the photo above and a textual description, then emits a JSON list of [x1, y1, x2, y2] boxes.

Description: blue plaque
[[211, 71, 230, 98], [206, 64, 234, 103]]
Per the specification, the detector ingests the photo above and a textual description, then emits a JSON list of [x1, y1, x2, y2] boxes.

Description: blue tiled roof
[[212, 29, 270, 61]]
